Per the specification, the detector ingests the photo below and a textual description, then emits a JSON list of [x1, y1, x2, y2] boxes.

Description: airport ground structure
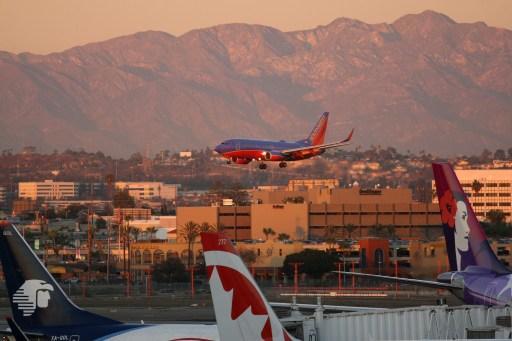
[[432, 168, 512, 222]]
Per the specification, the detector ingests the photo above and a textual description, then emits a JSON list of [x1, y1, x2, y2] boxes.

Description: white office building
[[18, 180, 79, 200], [115, 182, 178, 201], [433, 169, 512, 222]]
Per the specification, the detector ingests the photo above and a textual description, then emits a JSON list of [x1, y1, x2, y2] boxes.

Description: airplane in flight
[[337, 162, 512, 306], [201, 231, 299, 341], [214, 112, 354, 169], [0, 221, 220, 341]]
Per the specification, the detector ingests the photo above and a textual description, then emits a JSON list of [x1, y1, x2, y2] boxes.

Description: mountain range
[[1, 10, 511, 157]]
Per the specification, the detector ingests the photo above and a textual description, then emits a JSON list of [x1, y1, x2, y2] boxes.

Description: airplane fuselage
[[214, 138, 324, 164], [439, 267, 512, 306], [22, 323, 219, 341]]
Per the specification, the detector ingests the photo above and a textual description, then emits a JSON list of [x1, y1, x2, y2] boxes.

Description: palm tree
[[277, 233, 290, 242], [262, 227, 276, 241], [324, 225, 337, 251], [147, 226, 158, 240], [179, 221, 200, 268], [472, 180, 483, 193], [199, 222, 216, 233], [345, 224, 357, 240], [130, 227, 141, 242]]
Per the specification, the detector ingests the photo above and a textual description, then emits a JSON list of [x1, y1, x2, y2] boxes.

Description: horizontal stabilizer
[[333, 271, 461, 290], [270, 301, 388, 312], [283, 128, 354, 154]]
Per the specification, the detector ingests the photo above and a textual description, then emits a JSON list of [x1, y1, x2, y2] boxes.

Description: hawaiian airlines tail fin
[[305, 112, 329, 146], [432, 163, 508, 274], [201, 232, 296, 341], [0, 222, 120, 330]]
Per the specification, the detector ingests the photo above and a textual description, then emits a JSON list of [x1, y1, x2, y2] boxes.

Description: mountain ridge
[[1, 10, 511, 156]]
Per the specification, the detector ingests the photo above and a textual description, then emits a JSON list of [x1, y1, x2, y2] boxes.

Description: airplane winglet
[[341, 128, 354, 143]]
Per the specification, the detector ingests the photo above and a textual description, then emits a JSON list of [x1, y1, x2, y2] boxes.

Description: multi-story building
[[287, 179, 339, 191], [18, 180, 78, 200], [177, 186, 442, 241], [432, 169, 512, 222], [0, 186, 6, 206], [115, 182, 178, 201]]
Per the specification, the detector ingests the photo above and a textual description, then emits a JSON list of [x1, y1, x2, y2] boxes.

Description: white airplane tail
[[201, 232, 295, 341]]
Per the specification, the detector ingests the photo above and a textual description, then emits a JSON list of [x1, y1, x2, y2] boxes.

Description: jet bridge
[[302, 304, 512, 340]]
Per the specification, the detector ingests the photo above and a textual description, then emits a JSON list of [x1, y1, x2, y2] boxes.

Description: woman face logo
[[454, 201, 470, 252]]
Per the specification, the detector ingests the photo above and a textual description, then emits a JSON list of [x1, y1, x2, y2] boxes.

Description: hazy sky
[[1, 0, 511, 54]]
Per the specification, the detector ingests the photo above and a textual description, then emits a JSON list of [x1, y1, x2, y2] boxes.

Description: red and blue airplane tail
[[305, 112, 329, 146], [432, 163, 509, 274]]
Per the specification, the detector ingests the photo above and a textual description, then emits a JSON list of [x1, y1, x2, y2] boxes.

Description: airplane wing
[[282, 129, 354, 155], [334, 271, 461, 290], [270, 302, 388, 312]]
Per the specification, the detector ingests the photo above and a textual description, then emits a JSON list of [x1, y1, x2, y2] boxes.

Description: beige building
[[178, 186, 442, 241], [115, 182, 178, 201], [19, 180, 78, 200], [287, 179, 339, 191], [432, 169, 512, 222]]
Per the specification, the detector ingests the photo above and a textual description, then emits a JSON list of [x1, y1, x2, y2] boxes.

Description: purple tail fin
[[432, 163, 509, 274]]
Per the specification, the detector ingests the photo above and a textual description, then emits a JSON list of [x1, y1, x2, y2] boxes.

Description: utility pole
[[335, 262, 345, 290], [106, 218, 111, 284], [289, 262, 303, 295], [87, 208, 94, 283]]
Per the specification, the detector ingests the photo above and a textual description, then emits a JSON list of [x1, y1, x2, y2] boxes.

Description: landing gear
[[258, 163, 267, 170], [279, 162, 287, 168], [227, 160, 232, 164]]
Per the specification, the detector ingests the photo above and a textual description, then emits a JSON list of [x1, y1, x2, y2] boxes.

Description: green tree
[[345, 224, 357, 239], [323, 225, 337, 250], [46, 228, 72, 256], [146, 226, 158, 240], [199, 222, 216, 233], [95, 217, 107, 230], [153, 257, 188, 283], [282, 249, 338, 279], [262, 227, 276, 241], [277, 233, 290, 242], [486, 210, 506, 225], [472, 180, 483, 193], [179, 221, 200, 268], [239, 249, 257, 267], [113, 189, 135, 208]]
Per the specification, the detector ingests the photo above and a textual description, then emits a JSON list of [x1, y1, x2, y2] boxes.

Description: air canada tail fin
[[432, 163, 509, 274], [305, 112, 329, 146], [201, 232, 296, 341], [0, 222, 120, 330]]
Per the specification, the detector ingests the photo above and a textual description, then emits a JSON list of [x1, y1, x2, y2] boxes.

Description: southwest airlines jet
[[338, 163, 512, 306], [0, 221, 219, 340], [214, 112, 354, 169]]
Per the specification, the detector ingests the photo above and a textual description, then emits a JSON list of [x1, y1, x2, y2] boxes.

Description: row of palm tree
[[178, 221, 218, 268]]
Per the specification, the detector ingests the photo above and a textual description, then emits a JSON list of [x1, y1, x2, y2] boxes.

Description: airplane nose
[[214, 144, 222, 154]]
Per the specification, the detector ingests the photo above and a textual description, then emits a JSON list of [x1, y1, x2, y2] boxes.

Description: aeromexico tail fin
[[305, 112, 329, 146], [0, 222, 120, 330], [201, 232, 296, 341], [432, 163, 509, 274]]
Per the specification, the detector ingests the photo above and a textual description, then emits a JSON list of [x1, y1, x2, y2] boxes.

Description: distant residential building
[[113, 208, 151, 221], [432, 169, 512, 222], [12, 199, 38, 215], [0, 186, 6, 205], [78, 182, 108, 199], [287, 179, 339, 191], [19, 180, 78, 200], [115, 182, 178, 201], [43, 200, 111, 212], [179, 151, 192, 158]]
